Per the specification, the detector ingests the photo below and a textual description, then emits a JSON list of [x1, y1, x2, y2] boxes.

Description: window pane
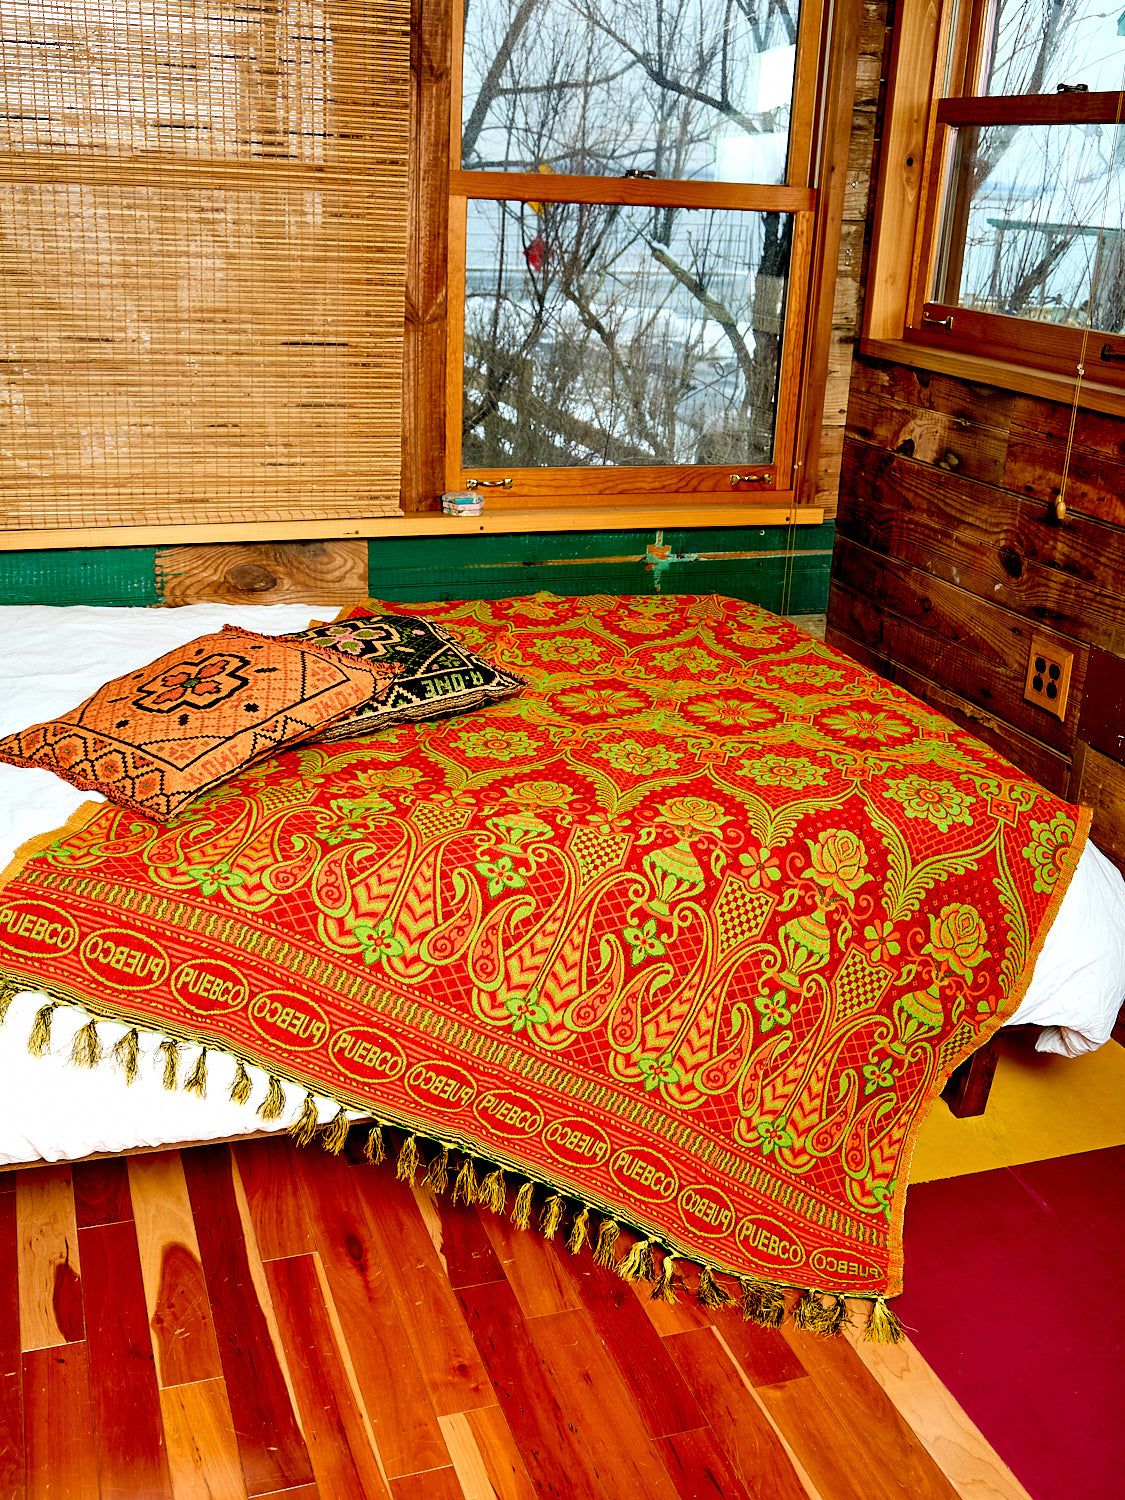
[[981, 0, 1125, 95], [463, 199, 791, 467], [461, 0, 799, 183], [934, 122, 1125, 334]]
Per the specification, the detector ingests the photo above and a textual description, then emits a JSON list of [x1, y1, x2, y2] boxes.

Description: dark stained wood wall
[[825, 0, 1125, 871], [828, 347, 1125, 864]]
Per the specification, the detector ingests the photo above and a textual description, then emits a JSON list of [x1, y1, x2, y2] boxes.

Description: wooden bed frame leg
[[942, 1032, 1002, 1118]]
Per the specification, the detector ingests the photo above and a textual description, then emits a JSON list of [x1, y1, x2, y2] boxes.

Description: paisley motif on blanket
[[0, 593, 1089, 1309]]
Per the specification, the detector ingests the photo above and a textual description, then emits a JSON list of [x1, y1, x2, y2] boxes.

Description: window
[[866, 0, 1125, 394], [405, 0, 859, 512]]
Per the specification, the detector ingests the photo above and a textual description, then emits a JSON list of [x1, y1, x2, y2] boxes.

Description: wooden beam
[[0, 506, 824, 552]]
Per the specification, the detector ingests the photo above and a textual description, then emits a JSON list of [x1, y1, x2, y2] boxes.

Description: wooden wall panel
[[823, 618, 1073, 797], [156, 541, 370, 608], [829, 538, 1087, 754], [835, 446, 1125, 654], [831, 349, 1125, 874], [1069, 746, 1125, 870]]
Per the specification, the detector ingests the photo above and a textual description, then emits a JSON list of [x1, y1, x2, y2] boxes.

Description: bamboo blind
[[0, 0, 411, 535]]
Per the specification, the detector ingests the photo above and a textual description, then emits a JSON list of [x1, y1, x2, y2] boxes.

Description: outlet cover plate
[[1023, 636, 1074, 719]]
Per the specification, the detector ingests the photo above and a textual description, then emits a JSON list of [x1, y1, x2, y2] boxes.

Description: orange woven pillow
[[0, 626, 399, 822]]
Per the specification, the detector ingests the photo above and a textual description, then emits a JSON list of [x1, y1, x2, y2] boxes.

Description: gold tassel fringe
[[258, 1075, 286, 1120], [69, 1020, 102, 1070], [230, 1058, 253, 1105], [364, 1122, 386, 1165], [290, 1092, 321, 1147], [740, 1278, 786, 1328], [651, 1250, 677, 1302], [157, 1038, 180, 1091], [864, 1297, 905, 1344], [397, 1134, 421, 1184], [512, 1180, 535, 1230], [184, 1048, 208, 1099], [479, 1168, 506, 1214], [593, 1218, 621, 1270], [453, 1156, 479, 1205], [793, 1289, 848, 1337], [567, 1204, 590, 1254], [28, 1002, 57, 1057], [7, 986, 902, 1343], [697, 1265, 735, 1310], [112, 1027, 141, 1084], [541, 1193, 565, 1240], [617, 1237, 656, 1283], [424, 1144, 451, 1195], [321, 1106, 351, 1155]]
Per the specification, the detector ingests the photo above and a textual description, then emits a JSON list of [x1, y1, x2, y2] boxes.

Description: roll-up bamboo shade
[[0, 0, 411, 536]]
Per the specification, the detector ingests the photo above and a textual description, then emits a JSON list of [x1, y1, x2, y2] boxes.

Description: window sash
[[862, 0, 1125, 409], [444, 0, 831, 503], [905, 91, 1125, 379]]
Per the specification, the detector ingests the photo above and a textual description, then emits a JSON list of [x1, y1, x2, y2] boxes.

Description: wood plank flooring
[[0, 1131, 1032, 1499]]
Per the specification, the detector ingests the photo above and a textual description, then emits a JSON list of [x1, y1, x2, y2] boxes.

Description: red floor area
[[896, 1145, 1125, 1500]]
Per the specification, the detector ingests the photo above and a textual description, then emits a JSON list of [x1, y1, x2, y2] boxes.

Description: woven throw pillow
[[288, 609, 525, 740], [0, 626, 399, 821]]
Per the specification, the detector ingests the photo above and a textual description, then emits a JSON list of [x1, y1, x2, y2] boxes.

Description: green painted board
[[367, 523, 834, 614], [364, 556, 830, 612], [0, 548, 160, 607], [367, 522, 833, 571]]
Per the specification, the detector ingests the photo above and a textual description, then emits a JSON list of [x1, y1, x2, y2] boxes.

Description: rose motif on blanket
[[0, 593, 1089, 1321]]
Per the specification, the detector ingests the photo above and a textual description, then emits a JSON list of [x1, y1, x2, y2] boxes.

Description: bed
[[1, 593, 1122, 1338]]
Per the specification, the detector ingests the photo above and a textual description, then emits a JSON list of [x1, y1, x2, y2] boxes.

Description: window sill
[[0, 504, 826, 552], [861, 338, 1125, 420]]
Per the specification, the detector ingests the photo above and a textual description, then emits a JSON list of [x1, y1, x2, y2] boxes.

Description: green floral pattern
[[1023, 811, 1080, 894], [1, 590, 1089, 1306], [883, 776, 975, 832]]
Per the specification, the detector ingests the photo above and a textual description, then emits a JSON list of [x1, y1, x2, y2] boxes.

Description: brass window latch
[[729, 472, 774, 486], [464, 477, 513, 489], [921, 310, 954, 330], [1100, 344, 1125, 363]]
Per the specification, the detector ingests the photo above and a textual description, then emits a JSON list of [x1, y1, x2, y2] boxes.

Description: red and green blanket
[[0, 593, 1089, 1335]]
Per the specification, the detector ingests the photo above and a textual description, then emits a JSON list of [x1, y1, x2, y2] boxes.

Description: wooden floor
[[0, 1130, 1031, 1500]]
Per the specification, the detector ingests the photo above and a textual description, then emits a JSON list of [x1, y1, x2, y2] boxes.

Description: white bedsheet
[[0, 603, 1122, 1167]]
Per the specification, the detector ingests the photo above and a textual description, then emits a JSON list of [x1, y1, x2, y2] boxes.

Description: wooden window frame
[[862, 0, 1125, 416], [401, 0, 863, 516]]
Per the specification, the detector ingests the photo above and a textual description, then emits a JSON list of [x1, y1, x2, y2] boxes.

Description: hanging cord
[[1055, 79, 1125, 522]]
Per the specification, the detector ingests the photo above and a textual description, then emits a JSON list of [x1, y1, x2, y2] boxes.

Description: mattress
[[0, 601, 1122, 1170]]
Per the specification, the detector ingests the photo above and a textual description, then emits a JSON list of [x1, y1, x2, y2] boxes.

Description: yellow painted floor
[[911, 1031, 1125, 1184]]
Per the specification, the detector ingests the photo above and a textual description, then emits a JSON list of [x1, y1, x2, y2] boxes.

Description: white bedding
[[0, 603, 1122, 1167]]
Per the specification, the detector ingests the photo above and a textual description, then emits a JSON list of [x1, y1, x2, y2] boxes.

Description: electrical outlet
[[1023, 637, 1074, 719]]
